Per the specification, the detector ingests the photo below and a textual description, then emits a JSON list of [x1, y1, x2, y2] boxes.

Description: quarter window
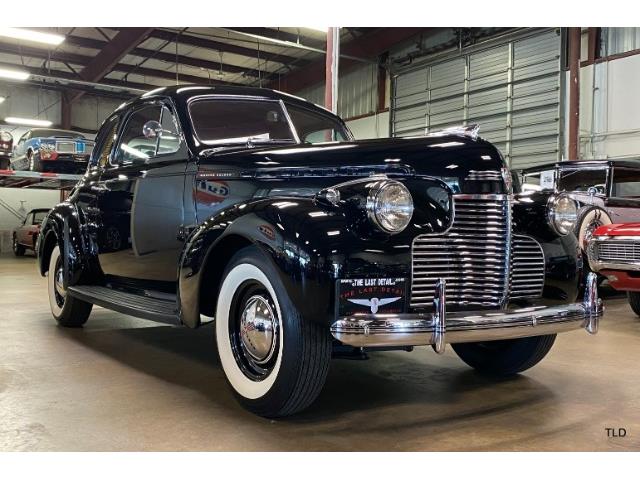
[[115, 105, 163, 165], [613, 168, 640, 197]]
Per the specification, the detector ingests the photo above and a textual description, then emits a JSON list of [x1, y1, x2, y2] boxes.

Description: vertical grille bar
[[410, 194, 545, 309], [411, 194, 510, 308]]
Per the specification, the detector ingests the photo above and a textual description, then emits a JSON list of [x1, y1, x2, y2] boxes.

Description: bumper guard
[[331, 273, 602, 354]]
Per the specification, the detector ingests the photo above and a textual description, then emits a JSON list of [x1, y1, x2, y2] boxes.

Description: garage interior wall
[[578, 27, 640, 159], [0, 84, 122, 140], [389, 28, 564, 170]]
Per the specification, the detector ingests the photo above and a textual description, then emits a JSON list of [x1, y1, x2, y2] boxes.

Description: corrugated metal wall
[[296, 63, 378, 119], [390, 29, 563, 169]]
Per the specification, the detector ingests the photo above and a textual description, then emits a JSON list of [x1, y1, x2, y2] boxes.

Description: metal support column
[[324, 27, 340, 114], [568, 27, 581, 160]]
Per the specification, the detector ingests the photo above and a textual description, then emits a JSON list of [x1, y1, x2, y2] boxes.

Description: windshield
[[558, 168, 608, 193], [32, 211, 47, 224], [286, 104, 350, 143], [189, 98, 296, 146]]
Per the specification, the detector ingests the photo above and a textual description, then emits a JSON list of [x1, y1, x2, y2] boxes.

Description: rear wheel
[[215, 246, 331, 417], [628, 292, 640, 317], [12, 235, 25, 256], [48, 245, 92, 327], [28, 151, 41, 172], [452, 334, 557, 376]]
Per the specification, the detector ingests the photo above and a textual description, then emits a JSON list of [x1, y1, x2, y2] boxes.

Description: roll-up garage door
[[391, 29, 563, 169]]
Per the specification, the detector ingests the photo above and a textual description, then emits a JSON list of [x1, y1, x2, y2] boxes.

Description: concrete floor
[[1, 253, 639, 451]]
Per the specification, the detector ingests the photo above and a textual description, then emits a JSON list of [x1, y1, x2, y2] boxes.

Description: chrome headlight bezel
[[366, 180, 414, 234], [0, 131, 12, 142], [547, 194, 578, 236]]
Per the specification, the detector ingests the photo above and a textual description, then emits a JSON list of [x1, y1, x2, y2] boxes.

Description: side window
[[286, 105, 349, 143], [156, 106, 181, 156], [114, 105, 162, 166], [91, 115, 120, 168], [613, 168, 640, 197]]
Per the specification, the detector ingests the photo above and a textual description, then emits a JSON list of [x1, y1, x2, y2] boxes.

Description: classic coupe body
[[588, 222, 640, 316], [13, 208, 49, 256], [37, 86, 602, 417], [0, 130, 13, 169], [11, 128, 95, 173], [521, 160, 640, 254]]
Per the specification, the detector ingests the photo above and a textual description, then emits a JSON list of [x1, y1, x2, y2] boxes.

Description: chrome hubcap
[[54, 263, 66, 306], [239, 295, 278, 365]]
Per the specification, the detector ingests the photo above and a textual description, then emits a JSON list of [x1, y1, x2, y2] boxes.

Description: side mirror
[[143, 120, 163, 139]]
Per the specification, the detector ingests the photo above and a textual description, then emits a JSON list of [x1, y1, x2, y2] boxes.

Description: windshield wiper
[[200, 138, 296, 157]]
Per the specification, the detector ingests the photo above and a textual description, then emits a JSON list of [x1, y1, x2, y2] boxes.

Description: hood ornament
[[427, 124, 480, 141]]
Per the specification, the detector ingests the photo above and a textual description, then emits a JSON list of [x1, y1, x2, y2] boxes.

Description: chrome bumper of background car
[[330, 273, 602, 353], [587, 236, 640, 272]]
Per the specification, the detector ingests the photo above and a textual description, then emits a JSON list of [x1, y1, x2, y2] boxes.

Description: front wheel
[[48, 245, 92, 327], [452, 334, 557, 376], [215, 246, 331, 417], [628, 292, 640, 317]]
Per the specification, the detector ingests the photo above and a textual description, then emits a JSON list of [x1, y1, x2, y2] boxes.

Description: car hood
[[594, 223, 640, 237], [197, 135, 507, 185]]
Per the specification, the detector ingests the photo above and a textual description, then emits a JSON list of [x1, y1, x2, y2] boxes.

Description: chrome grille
[[597, 241, 640, 262], [55, 141, 76, 154], [411, 194, 510, 308], [511, 235, 545, 299]]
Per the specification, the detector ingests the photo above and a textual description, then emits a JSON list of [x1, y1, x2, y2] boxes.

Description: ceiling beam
[[0, 41, 235, 89], [64, 34, 264, 78], [0, 60, 158, 93], [271, 27, 434, 93], [149, 29, 305, 66], [69, 27, 154, 103], [227, 27, 326, 50]]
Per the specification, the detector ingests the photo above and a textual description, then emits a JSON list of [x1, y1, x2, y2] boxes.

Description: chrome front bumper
[[330, 273, 602, 354]]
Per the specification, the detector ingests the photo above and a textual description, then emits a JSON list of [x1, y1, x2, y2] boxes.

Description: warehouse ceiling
[[0, 27, 402, 98]]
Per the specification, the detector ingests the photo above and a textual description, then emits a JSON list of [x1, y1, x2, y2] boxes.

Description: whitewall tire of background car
[[576, 206, 612, 251], [215, 245, 331, 417]]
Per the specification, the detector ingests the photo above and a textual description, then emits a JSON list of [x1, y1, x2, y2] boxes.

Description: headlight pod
[[547, 194, 578, 235], [366, 180, 414, 234], [0, 131, 12, 142]]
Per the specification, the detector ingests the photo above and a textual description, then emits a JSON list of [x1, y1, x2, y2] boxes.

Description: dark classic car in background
[[521, 160, 640, 255], [13, 208, 49, 256], [36, 86, 602, 417], [10, 128, 95, 173], [588, 222, 640, 317], [0, 130, 13, 169]]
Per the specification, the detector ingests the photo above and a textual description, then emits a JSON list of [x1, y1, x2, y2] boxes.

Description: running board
[[67, 285, 179, 325]]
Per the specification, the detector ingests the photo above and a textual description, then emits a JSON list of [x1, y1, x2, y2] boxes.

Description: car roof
[[116, 84, 337, 118], [521, 158, 640, 173], [29, 208, 50, 213]]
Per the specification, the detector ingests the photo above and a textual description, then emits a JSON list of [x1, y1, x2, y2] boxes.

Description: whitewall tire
[[47, 245, 92, 327], [214, 245, 331, 417]]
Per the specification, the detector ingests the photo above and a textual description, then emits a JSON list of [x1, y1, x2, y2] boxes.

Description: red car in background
[[588, 223, 640, 315], [12, 208, 49, 256]]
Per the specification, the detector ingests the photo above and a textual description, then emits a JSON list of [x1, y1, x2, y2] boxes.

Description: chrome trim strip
[[331, 273, 602, 350]]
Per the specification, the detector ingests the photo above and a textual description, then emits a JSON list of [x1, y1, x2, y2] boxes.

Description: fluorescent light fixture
[[0, 27, 64, 46], [0, 68, 30, 81], [4, 117, 53, 127]]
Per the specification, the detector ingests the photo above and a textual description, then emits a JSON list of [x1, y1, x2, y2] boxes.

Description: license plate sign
[[337, 277, 407, 316]]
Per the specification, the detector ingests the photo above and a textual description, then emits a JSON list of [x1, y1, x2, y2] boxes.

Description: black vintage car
[[521, 160, 640, 252], [37, 86, 602, 417], [0, 130, 13, 169]]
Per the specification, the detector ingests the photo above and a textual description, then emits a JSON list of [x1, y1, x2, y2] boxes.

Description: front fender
[[178, 193, 446, 328], [37, 202, 99, 287]]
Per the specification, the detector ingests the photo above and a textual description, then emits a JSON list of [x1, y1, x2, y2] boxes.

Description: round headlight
[[367, 180, 414, 233], [548, 194, 578, 235], [0, 131, 12, 142]]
